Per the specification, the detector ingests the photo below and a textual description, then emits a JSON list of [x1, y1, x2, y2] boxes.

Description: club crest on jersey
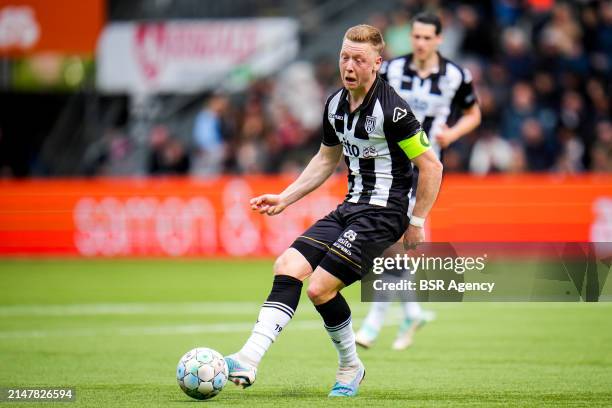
[[363, 146, 378, 158], [343, 230, 357, 241], [393, 107, 408, 122], [365, 115, 377, 133]]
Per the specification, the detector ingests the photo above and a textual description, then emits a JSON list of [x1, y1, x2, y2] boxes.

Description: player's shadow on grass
[[173, 398, 225, 403]]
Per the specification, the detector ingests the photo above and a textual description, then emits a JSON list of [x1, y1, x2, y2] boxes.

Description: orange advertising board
[[0, 175, 610, 257], [0, 0, 104, 56]]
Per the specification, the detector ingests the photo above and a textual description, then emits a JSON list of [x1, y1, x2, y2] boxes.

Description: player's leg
[[309, 204, 406, 395], [393, 301, 437, 350], [355, 301, 390, 348], [226, 210, 344, 388], [307, 266, 365, 397], [355, 245, 403, 348], [390, 165, 434, 350], [227, 249, 311, 383]]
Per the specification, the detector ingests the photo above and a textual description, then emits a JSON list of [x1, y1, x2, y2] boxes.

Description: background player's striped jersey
[[380, 53, 477, 157], [322, 76, 424, 210]]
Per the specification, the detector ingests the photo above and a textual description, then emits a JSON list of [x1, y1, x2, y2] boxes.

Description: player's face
[[411, 22, 442, 62], [339, 39, 382, 91]]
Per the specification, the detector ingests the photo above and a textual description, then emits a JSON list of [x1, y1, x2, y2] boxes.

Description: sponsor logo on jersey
[[365, 115, 377, 133], [393, 107, 407, 122], [363, 146, 378, 158], [328, 112, 344, 121]]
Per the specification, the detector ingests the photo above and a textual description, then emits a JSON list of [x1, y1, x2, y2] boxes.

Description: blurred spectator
[[591, 121, 612, 172], [469, 129, 513, 174], [532, 70, 559, 110], [508, 142, 528, 173], [555, 126, 584, 174], [475, 87, 500, 131], [586, 79, 609, 121], [541, 3, 582, 57], [591, 1, 612, 74], [494, 0, 524, 27], [148, 125, 190, 175], [442, 148, 465, 173], [502, 27, 535, 82], [502, 82, 555, 140], [558, 91, 588, 136], [81, 128, 137, 176], [232, 94, 269, 174], [457, 4, 495, 58], [191, 94, 229, 176], [521, 118, 557, 171]]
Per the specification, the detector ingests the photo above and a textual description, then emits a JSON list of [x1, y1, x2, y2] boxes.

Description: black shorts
[[290, 201, 408, 286]]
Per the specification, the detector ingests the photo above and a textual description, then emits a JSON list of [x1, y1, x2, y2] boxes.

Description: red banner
[[0, 175, 610, 257]]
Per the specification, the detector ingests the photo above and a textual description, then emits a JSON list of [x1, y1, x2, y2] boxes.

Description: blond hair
[[344, 24, 385, 54]]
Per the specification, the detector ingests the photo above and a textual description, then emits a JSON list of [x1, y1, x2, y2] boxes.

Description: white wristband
[[409, 216, 425, 228]]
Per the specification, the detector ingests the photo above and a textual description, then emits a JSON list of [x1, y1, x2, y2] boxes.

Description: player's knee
[[306, 282, 335, 305], [306, 283, 321, 303], [273, 253, 290, 276], [273, 250, 309, 280]]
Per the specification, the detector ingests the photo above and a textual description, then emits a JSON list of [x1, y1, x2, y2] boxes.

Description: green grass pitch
[[0, 259, 611, 407]]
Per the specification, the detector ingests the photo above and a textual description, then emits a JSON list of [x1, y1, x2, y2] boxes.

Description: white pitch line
[[0, 320, 326, 339], [0, 302, 384, 317], [0, 302, 263, 317]]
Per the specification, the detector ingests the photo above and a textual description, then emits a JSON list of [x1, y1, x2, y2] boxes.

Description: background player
[[355, 12, 481, 351], [224, 24, 443, 397]]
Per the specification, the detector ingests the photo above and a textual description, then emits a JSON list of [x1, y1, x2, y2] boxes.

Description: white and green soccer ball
[[176, 347, 228, 400]]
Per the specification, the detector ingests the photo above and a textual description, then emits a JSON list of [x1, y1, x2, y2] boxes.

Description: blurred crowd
[[95, 0, 611, 177]]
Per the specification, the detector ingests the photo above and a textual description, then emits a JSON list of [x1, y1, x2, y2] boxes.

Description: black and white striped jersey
[[380, 53, 477, 156], [322, 75, 424, 209]]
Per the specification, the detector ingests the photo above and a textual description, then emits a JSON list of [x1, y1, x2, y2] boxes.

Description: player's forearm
[[448, 106, 481, 143], [280, 152, 337, 206], [411, 162, 443, 219]]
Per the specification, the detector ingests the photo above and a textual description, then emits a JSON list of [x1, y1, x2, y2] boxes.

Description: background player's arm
[[436, 68, 481, 148], [250, 144, 343, 215], [436, 104, 481, 148]]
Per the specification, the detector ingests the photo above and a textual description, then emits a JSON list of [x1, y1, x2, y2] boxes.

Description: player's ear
[[373, 54, 383, 72]]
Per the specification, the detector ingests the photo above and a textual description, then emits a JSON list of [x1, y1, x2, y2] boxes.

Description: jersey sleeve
[[384, 95, 430, 160], [322, 98, 341, 146], [453, 68, 477, 110]]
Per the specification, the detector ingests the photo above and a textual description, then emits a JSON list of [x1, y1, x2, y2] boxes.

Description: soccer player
[[224, 24, 443, 397], [355, 12, 481, 351]]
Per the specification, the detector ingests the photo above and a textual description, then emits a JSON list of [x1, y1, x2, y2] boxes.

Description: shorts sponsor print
[[290, 202, 408, 285]]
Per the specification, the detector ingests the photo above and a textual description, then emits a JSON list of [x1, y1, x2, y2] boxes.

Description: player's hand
[[435, 124, 455, 149], [250, 194, 287, 216], [403, 225, 424, 250]]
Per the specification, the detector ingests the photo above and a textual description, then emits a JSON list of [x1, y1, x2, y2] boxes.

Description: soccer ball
[[176, 347, 228, 400]]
